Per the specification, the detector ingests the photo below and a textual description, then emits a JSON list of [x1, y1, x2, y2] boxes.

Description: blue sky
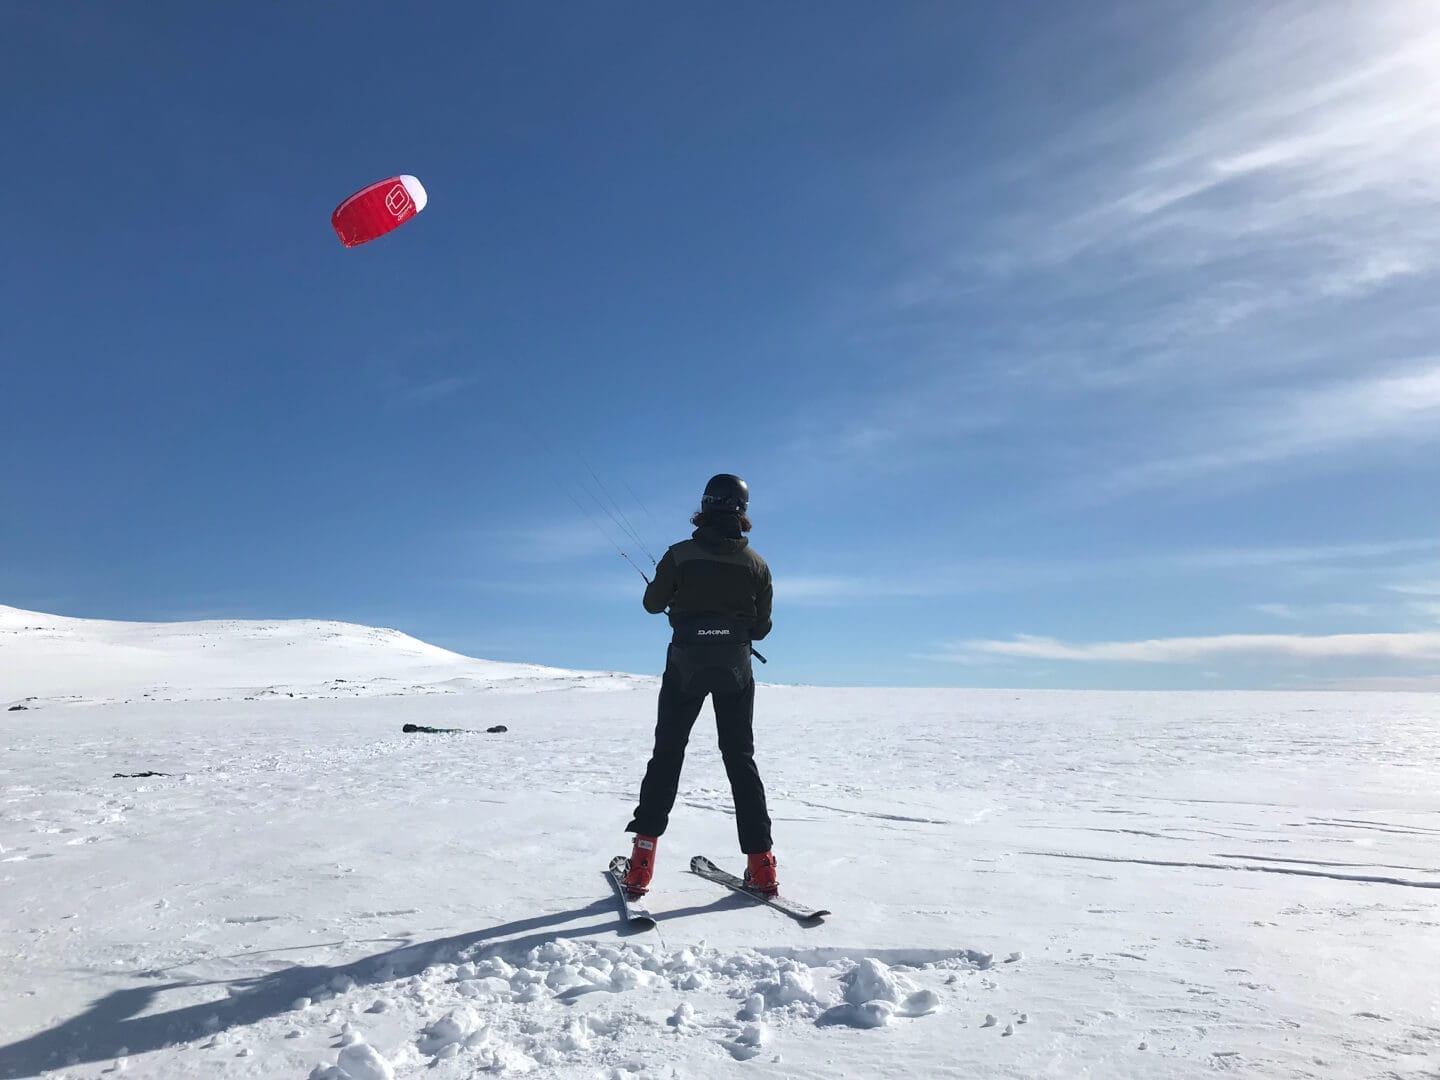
[[4, 2, 1440, 689]]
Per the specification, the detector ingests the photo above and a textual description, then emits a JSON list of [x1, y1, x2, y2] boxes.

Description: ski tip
[[689, 855, 718, 873]]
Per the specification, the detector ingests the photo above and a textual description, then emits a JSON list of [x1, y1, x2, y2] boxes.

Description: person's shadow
[[0, 898, 638, 1079]]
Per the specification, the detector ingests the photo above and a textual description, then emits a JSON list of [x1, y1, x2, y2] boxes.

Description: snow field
[[4, 608, 1440, 1078]]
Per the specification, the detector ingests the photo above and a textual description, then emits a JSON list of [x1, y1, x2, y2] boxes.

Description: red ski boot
[[744, 851, 779, 896], [622, 834, 658, 897]]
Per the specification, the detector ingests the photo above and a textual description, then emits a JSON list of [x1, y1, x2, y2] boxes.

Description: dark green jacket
[[643, 523, 773, 641]]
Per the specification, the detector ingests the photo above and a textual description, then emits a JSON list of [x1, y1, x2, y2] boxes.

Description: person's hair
[[691, 508, 752, 533]]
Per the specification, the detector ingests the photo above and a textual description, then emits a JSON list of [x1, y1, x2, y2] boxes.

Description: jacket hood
[[692, 520, 748, 554]]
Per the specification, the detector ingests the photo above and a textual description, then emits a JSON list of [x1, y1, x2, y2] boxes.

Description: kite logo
[[385, 184, 411, 218]]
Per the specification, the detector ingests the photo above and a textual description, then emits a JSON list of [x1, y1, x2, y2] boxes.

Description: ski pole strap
[[750, 646, 767, 664]]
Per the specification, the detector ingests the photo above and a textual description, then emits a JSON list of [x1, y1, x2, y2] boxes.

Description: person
[[622, 474, 777, 897]]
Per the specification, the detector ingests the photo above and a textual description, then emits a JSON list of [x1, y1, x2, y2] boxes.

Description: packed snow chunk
[[667, 948, 702, 973], [336, 1042, 395, 1080], [679, 971, 710, 991], [739, 993, 766, 1020], [898, 989, 942, 1017], [843, 957, 917, 1006], [458, 976, 512, 1000], [531, 940, 578, 965], [609, 962, 657, 991], [470, 1040, 536, 1072], [417, 1006, 480, 1053], [514, 982, 547, 1004], [541, 964, 584, 991], [473, 956, 517, 981], [725, 1022, 769, 1061], [667, 1003, 697, 1031], [557, 1017, 591, 1051], [756, 965, 821, 1010], [736, 1022, 768, 1047], [981, 1013, 999, 1028], [817, 1000, 896, 1029], [509, 966, 546, 988]]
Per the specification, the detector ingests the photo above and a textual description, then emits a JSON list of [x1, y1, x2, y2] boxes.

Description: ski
[[689, 855, 830, 922], [608, 856, 657, 927], [401, 723, 507, 734]]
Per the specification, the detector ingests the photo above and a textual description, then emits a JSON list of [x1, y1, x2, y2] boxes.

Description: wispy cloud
[[1408, 601, 1440, 624], [1167, 538, 1440, 571], [843, 6, 1440, 503], [458, 575, 636, 601], [1252, 602, 1388, 620], [483, 519, 634, 565], [779, 538, 1440, 605], [1385, 580, 1440, 597], [401, 374, 481, 404], [949, 631, 1440, 665], [1252, 598, 1440, 625], [1102, 361, 1440, 494], [1320, 674, 1440, 691], [987, 6, 1440, 303]]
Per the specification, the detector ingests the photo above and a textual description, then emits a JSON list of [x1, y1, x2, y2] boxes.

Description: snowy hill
[[0, 605, 646, 708], [3, 609, 1438, 1078]]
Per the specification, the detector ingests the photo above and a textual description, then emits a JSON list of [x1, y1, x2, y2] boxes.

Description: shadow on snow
[[1, 899, 641, 1078]]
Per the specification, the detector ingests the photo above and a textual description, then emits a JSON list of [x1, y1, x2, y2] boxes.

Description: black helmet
[[701, 473, 748, 514]]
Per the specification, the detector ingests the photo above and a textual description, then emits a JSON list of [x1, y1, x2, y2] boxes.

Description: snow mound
[[300, 940, 964, 1077], [0, 604, 648, 707]]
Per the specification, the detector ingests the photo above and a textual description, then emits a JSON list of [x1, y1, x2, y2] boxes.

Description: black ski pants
[[627, 658, 773, 854]]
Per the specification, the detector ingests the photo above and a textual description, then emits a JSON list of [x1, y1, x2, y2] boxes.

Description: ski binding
[[690, 855, 830, 921]]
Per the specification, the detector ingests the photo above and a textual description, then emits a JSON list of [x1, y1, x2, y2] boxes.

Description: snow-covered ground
[[2, 606, 1438, 1079]]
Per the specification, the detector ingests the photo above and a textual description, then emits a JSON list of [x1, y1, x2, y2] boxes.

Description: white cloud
[[1253, 603, 1299, 620], [999, 6, 1440, 294], [840, 8, 1440, 505], [484, 519, 636, 565], [1315, 674, 1440, 692], [1169, 538, 1440, 571], [401, 375, 480, 403], [892, 9, 1440, 343], [1102, 360, 1440, 493], [1252, 601, 1387, 620], [1409, 601, 1440, 624], [950, 631, 1440, 665], [783, 539, 1440, 603], [1386, 580, 1440, 597]]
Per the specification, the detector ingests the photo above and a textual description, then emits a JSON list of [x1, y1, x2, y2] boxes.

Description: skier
[[622, 474, 777, 897]]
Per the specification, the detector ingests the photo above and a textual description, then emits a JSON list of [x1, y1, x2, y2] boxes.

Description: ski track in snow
[[4, 608, 1440, 1078]]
